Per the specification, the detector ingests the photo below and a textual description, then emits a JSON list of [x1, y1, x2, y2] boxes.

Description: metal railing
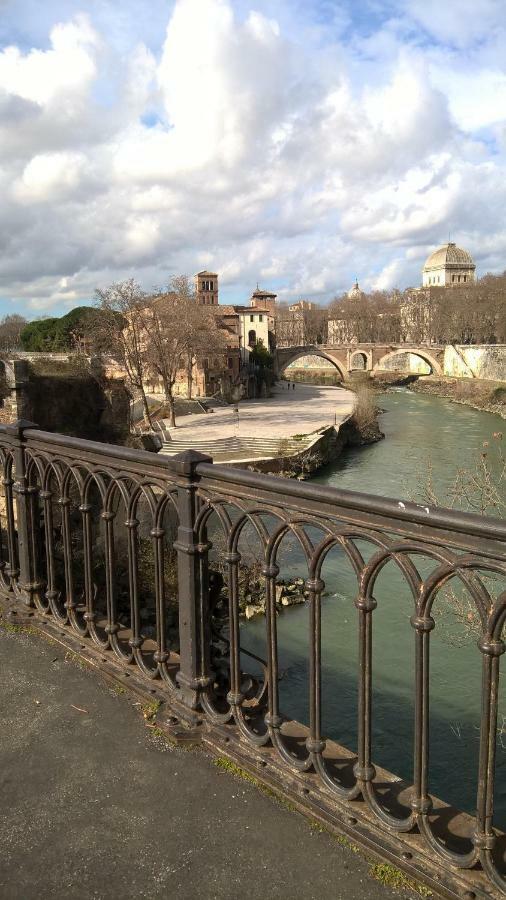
[[0, 420, 504, 897]]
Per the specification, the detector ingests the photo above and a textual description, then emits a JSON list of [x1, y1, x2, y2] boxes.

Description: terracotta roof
[[210, 305, 271, 315], [251, 289, 277, 298], [196, 270, 218, 276]]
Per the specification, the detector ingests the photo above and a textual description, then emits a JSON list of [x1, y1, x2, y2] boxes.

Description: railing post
[[6, 420, 39, 607], [172, 450, 212, 712]]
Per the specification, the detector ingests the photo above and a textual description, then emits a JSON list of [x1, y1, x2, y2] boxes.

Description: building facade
[[195, 271, 219, 305], [422, 242, 476, 288], [250, 287, 277, 317]]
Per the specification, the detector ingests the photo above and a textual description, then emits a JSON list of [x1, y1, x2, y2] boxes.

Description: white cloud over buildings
[[0, 0, 505, 313]]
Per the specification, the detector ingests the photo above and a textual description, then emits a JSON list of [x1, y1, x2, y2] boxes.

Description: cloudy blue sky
[[1, 0, 505, 317]]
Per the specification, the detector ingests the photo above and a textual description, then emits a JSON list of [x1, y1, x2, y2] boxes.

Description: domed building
[[422, 242, 476, 288], [347, 279, 364, 299]]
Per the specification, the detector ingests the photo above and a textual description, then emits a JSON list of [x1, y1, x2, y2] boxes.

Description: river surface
[[241, 390, 506, 827]]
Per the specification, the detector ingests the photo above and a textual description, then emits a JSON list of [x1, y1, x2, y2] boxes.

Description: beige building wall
[[422, 267, 475, 288], [238, 309, 271, 354]]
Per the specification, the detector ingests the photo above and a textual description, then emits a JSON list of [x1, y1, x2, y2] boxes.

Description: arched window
[[248, 329, 256, 347]]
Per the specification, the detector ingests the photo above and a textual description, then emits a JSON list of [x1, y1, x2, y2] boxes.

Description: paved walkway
[[0, 626, 419, 900], [166, 383, 355, 439]]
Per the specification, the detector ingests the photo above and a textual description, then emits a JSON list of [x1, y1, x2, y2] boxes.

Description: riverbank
[[406, 375, 506, 418], [372, 369, 506, 418]]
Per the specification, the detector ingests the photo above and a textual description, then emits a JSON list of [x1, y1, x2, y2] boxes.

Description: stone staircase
[[159, 434, 310, 461]]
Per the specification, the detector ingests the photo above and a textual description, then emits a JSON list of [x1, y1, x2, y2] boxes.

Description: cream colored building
[[422, 242, 476, 287], [236, 306, 272, 359], [289, 300, 315, 312]]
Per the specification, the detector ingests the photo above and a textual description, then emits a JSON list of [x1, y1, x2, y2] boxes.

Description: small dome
[[348, 279, 364, 299], [423, 242, 475, 272]]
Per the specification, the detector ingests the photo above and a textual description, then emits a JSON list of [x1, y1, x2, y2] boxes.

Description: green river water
[[240, 389, 506, 827]]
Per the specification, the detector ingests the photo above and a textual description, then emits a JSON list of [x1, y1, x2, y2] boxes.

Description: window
[[250, 314, 254, 322], [259, 314, 263, 322], [248, 329, 256, 347], [463, 275, 467, 283], [452, 275, 456, 283]]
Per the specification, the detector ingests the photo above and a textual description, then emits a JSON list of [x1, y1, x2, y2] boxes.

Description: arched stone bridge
[[275, 343, 445, 380]]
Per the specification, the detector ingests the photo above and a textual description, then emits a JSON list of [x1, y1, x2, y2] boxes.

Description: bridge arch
[[278, 347, 347, 381], [373, 348, 443, 377], [349, 350, 368, 371]]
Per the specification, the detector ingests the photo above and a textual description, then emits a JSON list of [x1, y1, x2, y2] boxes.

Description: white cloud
[[405, 0, 505, 48], [432, 67, 506, 132], [0, 15, 98, 105], [0, 0, 505, 315], [13, 150, 87, 201]]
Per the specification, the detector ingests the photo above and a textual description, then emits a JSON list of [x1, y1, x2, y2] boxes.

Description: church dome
[[423, 242, 475, 272], [347, 279, 364, 299]]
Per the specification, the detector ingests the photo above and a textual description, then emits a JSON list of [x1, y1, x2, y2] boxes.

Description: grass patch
[[369, 862, 433, 897], [0, 617, 36, 635], [108, 682, 126, 696], [215, 757, 433, 896], [142, 699, 161, 721], [213, 756, 296, 811], [64, 649, 91, 671], [308, 820, 359, 851], [150, 726, 166, 739]]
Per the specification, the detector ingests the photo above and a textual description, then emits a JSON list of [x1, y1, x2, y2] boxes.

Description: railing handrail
[[2, 421, 505, 555], [0, 424, 210, 477], [196, 461, 506, 557]]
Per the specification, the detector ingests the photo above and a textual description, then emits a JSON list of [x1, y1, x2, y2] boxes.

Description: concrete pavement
[[0, 624, 421, 900], [165, 383, 355, 440]]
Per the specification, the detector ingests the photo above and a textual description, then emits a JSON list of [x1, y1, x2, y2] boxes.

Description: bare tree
[[92, 279, 153, 426], [328, 291, 401, 344], [141, 276, 226, 426], [0, 314, 27, 351]]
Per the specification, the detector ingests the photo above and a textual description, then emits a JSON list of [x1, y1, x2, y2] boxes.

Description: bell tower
[[195, 271, 219, 305]]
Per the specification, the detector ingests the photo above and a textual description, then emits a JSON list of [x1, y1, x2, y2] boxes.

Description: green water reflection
[[240, 390, 506, 827]]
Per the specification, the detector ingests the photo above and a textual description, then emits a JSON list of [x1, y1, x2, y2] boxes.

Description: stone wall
[[0, 359, 131, 442], [442, 345, 506, 380], [377, 345, 506, 381]]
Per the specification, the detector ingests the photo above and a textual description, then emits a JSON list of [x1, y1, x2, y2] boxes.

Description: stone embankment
[[409, 375, 506, 418], [374, 371, 506, 419]]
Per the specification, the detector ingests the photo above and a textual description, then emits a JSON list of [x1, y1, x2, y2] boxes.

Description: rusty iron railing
[[0, 420, 504, 898]]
